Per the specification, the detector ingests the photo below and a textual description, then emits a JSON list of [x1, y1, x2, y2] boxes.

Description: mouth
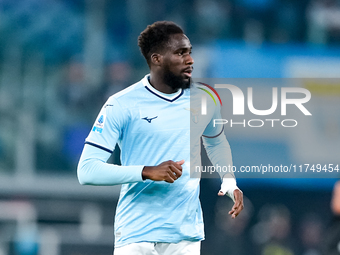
[[182, 67, 193, 78]]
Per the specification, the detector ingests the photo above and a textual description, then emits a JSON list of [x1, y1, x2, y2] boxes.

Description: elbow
[[77, 176, 87, 185], [77, 172, 92, 186], [77, 161, 92, 185], [77, 170, 88, 185]]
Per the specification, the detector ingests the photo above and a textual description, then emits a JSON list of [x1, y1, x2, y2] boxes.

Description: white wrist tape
[[220, 177, 239, 202]]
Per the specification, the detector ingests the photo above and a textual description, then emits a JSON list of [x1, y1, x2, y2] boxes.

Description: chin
[[182, 78, 192, 90], [163, 69, 192, 90]]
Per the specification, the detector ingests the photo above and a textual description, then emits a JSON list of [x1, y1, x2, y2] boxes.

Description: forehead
[[167, 33, 192, 51]]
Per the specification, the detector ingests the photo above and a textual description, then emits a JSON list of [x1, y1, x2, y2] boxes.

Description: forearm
[[202, 134, 234, 179], [203, 134, 239, 200], [77, 144, 144, 186]]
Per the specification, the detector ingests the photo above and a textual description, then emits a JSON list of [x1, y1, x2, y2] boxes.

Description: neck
[[149, 71, 179, 94]]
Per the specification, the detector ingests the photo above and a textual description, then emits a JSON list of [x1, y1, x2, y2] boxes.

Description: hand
[[142, 160, 184, 183], [218, 189, 244, 219]]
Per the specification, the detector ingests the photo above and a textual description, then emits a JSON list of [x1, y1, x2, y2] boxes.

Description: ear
[[150, 53, 162, 66]]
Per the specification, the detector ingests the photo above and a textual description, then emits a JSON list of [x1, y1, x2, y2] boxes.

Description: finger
[[218, 190, 225, 196], [232, 208, 242, 218], [167, 168, 179, 181], [228, 200, 239, 213], [229, 202, 244, 218], [173, 162, 183, 171], [164, 175, 175, 183], [228, 204, 237, 215], [176, 159, 185, 165], [170, 165, 182, 178], [229, 209, 238, 219]]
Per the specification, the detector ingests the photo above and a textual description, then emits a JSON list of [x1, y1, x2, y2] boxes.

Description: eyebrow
[[174, 46, 192, 52]]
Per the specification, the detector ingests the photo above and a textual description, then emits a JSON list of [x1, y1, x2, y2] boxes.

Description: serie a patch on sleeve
[[92, 113, 106, 133]]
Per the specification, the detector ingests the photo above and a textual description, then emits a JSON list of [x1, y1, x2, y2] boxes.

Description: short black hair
[[138, 21, 184, 66]]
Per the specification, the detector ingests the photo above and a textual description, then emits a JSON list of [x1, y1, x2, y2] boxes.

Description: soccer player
[[77, 21, 244, 255]]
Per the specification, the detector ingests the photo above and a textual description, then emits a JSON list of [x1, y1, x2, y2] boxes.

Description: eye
[[177, 49, 192, 56]]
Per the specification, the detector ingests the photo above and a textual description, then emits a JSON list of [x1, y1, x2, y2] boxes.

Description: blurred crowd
[[0, 1, 339, 254], [1, 0, 340, 68], [196, 176, 340, 255], [206, 196, 325, 255]]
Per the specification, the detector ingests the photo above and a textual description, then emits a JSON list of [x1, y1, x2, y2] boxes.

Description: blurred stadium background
[[0, 0, 339, 254]]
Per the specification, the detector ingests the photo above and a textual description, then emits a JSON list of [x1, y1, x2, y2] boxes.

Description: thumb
[[218, 190, 225, 196], [176, 160, 185, 165]]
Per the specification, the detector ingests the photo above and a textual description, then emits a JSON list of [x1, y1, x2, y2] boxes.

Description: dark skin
[[142, 33, 244, 218], [149, 33, 193, 94], [218, 189, 244, 219]]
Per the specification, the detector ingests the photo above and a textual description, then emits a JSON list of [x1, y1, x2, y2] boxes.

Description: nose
[[185, 54, 194, 65]]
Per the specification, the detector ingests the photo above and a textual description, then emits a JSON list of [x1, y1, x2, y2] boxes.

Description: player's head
[[138, 21, 194, 90]]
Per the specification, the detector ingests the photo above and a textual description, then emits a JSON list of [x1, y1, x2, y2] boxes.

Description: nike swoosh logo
[[142, 116, 158, 123]]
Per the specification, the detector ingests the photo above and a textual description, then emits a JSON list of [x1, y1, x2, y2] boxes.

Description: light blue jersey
[[78, 74, 233, 247]]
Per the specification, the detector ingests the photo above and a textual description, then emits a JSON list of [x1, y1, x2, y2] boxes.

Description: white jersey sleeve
[[77, 97, 144, 186], [202, 98, 238, 200], [202, 103, 233, 178]]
